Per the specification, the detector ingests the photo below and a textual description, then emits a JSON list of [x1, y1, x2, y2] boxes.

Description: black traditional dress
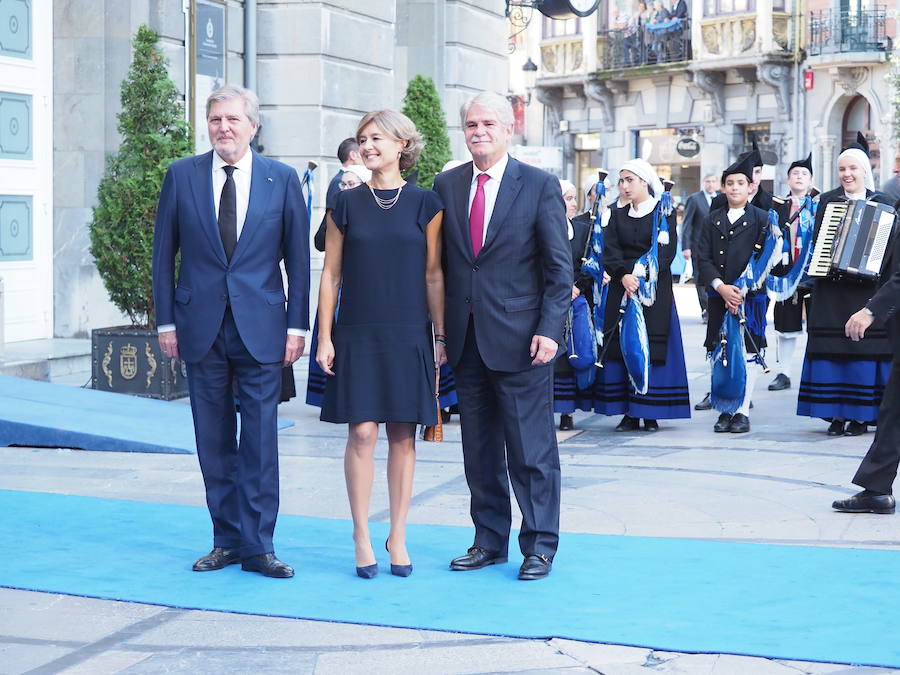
[[587, 202, 690, 419], [796, 188, 894, 424]]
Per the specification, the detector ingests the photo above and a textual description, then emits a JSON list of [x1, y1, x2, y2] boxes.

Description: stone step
[[0, 339, 91, 384]]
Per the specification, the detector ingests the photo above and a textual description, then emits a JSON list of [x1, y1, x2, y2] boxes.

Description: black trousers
[[852, 358, 900, 494], [453, 317, 561, 559], [186, 308, 283, 558]]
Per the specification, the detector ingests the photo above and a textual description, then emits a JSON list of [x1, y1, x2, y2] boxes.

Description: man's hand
[[530, 335, 558, 365], [602, 271, 611, 286], [718, 284, 743, 314], [158, 329, 179, 361], [683, 248, 692, 261], [284, 334, 305, 366], [621, 273, 639, 297], [571, 285, 581, 301], [845, 308, 875, 342]]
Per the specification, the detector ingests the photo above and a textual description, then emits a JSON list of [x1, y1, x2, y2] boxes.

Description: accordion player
[[808, 199, 897, 281]]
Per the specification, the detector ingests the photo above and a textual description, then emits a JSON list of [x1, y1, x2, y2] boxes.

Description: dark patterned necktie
[[219, 165, 237, 260]]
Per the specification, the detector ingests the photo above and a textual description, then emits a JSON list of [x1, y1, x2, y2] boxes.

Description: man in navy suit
[[681, 173, 720, 322], [152, 85, 310, 578], [433, 92, 571, 580]]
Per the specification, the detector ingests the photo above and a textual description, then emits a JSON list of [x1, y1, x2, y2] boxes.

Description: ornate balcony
[[808, 8, 892, 56], [540, 37, 585, 79], [597, 18, 691, 71]]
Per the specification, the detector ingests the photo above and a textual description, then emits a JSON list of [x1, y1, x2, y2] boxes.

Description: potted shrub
[[401, 75, 452, 189], [88, 25, 193, 399]]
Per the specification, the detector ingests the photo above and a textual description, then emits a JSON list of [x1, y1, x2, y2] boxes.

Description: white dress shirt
[[158, 148, 305, 339], [468, 153, 509, 246], [213, 149, 253, 239]]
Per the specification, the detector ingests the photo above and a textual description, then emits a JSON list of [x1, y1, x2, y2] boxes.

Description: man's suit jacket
[[681, 190, 714, 252], [152, 150, 310, 364], [433, 157, 572, 373], [670, 0, 688, 18]]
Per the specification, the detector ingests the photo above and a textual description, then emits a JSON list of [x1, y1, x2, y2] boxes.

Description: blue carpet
[[0, 376, 293, 454], [1, 490, 898, 667]]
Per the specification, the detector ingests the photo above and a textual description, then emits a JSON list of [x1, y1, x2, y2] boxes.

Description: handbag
[[420, 367, 443, 442]]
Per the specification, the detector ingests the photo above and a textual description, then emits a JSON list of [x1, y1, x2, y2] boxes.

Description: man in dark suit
[[152, 85, 310, 577], [433, 91, 572, 581], [681, 173, 720, 322], [832, 223, 900, 514], [315, 138, 361, 252]]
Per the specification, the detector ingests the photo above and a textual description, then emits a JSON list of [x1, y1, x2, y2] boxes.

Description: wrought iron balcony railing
[[808, 7, 892, 56], [598, 18, 691, 71]]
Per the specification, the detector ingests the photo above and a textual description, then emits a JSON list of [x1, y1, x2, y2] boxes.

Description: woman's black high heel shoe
[[356, 563, 378, 579], [385, 540, 412, 577]]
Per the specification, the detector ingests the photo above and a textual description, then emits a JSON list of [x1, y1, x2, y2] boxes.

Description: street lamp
[[522, 57, 538, 105]]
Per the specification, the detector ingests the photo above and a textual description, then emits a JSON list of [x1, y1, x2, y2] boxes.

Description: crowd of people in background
[[610, 0, 690, 66]]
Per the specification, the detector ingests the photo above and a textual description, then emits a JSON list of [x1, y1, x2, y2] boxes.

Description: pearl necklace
[[368, 184, 403, 210]]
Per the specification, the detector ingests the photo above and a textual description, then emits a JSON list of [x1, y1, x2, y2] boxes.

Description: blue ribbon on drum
[[710, 207, 786, 413], [767, 195, 817, 301]]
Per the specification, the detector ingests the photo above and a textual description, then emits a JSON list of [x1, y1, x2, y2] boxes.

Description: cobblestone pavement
[[1, 286, 897, 674]]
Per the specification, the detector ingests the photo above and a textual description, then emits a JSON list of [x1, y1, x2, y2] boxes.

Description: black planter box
[[91, 327, 188, 400]]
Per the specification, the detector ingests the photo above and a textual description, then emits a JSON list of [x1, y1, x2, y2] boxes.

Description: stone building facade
[[0, 0, 507, 343], [510, 0, 896, 205]]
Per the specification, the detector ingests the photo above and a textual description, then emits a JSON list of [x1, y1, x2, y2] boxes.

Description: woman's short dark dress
[[320, 184, 443, 425]]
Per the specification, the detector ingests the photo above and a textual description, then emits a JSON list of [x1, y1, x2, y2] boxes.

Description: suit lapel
[[188, 151, 227, 265], [231, 151, 275, 264], [480, 157, 523, 255], [454, 163, 474, 261]]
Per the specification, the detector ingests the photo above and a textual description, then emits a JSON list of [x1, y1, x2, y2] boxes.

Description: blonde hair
[[356, 109, 423, 172]]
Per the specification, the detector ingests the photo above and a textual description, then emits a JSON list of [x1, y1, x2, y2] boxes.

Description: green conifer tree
[[401, 75, 452, 190], [89, 25, 193, 328]]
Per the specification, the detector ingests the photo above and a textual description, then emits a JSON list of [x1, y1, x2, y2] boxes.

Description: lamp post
[[522, 56, 538, 104]]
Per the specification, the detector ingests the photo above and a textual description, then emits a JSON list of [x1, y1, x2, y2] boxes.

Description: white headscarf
[[836, 148, 874, 192], [559, 178, 576, 195], [342, 164, 372, 183], [619, 158, 664, 199]]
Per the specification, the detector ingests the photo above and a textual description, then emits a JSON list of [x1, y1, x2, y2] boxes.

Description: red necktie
[[469, 173, 490, 257]]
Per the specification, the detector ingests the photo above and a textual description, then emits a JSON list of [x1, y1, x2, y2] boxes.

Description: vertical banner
[[193, 0, 226, 154]]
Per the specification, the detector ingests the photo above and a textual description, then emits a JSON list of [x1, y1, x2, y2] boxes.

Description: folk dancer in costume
[[696, 142, 774, 410], [767, 153, 817, 391], [553, 177, 615, 431], [797, 133, 894, 437], [554, 179, 598, 431], [593, 159, 691, 432], [696, 153, 789, 433]]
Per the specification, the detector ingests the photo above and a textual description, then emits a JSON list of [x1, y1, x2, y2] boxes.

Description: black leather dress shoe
[[826, 419, 846, 436], [768, 373, 791, 391], [695, 393, 712, 411], [559, 414, 574, 431], [518, 554, 552, 580], [192, 547, 241, 572], [729, 413, 750, 433], [643, 419, 659, 432], [449, 546, 507, 571], [844, 420, 867, 436], [832, 490, 895, 514], [713, 412, 732, 432], [615, 415, 640, 432], [241, 553, 294, 578]]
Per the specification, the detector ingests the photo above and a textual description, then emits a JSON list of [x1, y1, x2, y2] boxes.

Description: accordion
[[808, 199, 896, 281]]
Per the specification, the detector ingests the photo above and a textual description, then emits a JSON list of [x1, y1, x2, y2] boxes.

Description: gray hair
[[206, 84, 260, 127], [460, 91, 514, 128]]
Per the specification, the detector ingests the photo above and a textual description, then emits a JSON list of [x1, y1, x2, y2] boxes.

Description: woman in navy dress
[[317, 109, 445, 578]]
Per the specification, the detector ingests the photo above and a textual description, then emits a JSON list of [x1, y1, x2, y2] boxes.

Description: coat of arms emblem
[[119, 343, 138, 380]]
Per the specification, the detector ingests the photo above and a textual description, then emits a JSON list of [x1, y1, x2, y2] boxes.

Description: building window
[[0, 0, 31, 59], [704, 0, 756, 16], [542, 16, 581, 38]]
